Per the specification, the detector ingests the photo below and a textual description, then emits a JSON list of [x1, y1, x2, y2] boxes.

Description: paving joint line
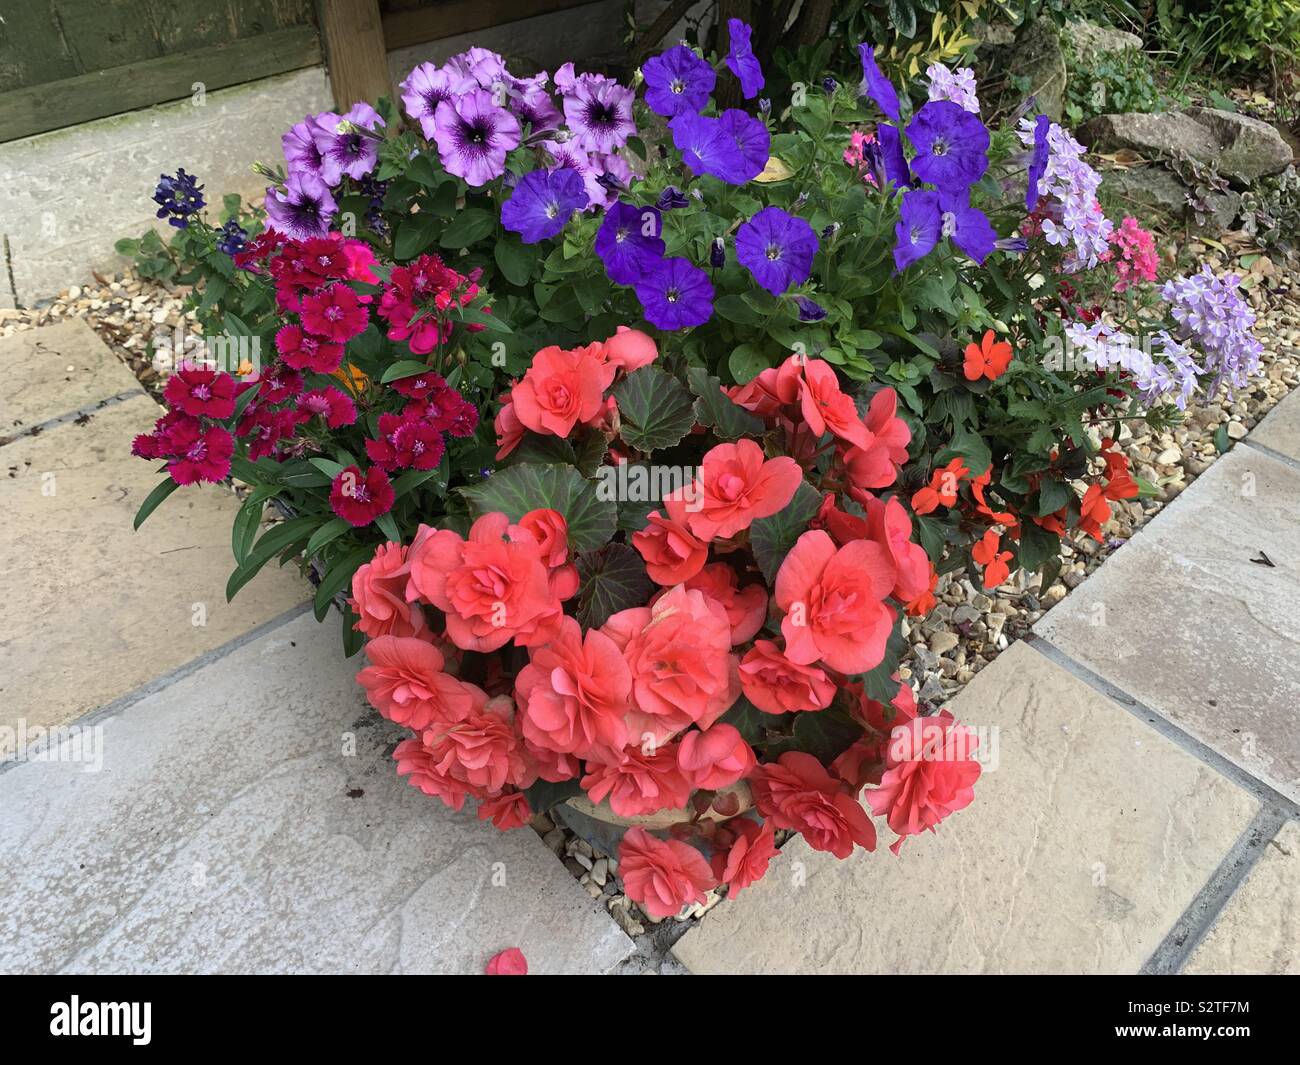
[[0, 601, 312, 778], [1142, 806, 1291, 974], [1024, 634, 1300, 819], [1240, 436, 1300, 473], [0, 387, 148, 448]]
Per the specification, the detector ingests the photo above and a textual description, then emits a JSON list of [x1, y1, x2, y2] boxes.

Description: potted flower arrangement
[[127, 21, 1261, 916]]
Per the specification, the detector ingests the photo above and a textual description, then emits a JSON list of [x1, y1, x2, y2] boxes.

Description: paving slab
[[1183, 819, 1300, 974], [0, 392, 306, 733], [0, 611, 633, 975], [1034, 445, 1300, 803], [1250, 386, 1300, 462], [671, 642, 1258, 975], [0, 319, 143, 432]]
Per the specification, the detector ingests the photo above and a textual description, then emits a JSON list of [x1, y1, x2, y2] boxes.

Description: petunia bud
[[710, 237, 726, 267]]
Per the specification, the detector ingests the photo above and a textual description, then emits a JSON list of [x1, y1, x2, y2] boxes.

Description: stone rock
[[1064, 19, 1142, 62], [928, 631, 960, 655], [1081, 109, 1293, 185], [1010, 20, 1067, 122]]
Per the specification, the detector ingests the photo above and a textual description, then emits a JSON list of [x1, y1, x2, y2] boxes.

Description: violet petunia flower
[[725, 19, 764, 99], [462, 47, 512, 95], [500, 167, 588, 243], [635, 256, 714, 330], [1025, 113, 1052, 211], [796, 297, 827, 322], [657, 186, 689, 211], [735, 206, 819, 296], [563, 75, 636, 154], [938, 192, 997, 264], [876, 123, 911, 190], [432, 89, 522, 187], [282, 116, 326, 181], [400, 62, 476, 138], [670, 109, 769, 185], [892, 189, 942, 272], [509, 72, 562, 133], [906, 100, 989, 193], [264, 171, 337, 240], [312, 103, 386, 186], [596, 201, 665, 284], [858, 44, 900, 123], [643, 45, 716, 117]]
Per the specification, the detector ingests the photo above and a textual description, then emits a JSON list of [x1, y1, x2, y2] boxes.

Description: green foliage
[[1064, 45, 1170, 123]]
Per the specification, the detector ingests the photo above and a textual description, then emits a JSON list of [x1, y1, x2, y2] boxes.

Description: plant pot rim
[[562, 781, 753, 830]]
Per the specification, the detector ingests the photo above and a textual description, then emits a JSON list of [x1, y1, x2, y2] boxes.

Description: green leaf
[[523, 777, 583, 813], [1015, 520, 1060, 573], [375, 510, 401, 543], [714, 294, 763, 325], [456, 305, 511, 333], [718, 695, 773, 746], [231, 493, 268, 564], [133, 477, 180, 530], [313, 545, 372, 622], [914, 512, 951, 564], [728, 343, 772, 384], [687, 366, 764, 441], [938, 426, 992, 478], [459, 463, 616, 553], [750, 480, 821, 583], [1036, 477, 1073, 516], [393, 466, 444, 498], [612, 366, 696, 452], [793, 708, 863, 764], [495, 235, 540, 286], [309, 457, 347, 479], [380, 359, 433, 384], [856, 627, 909, 703], [225, 517, 318, 601], [440, 208, 495, 248], [306, 517, 353, 557], [394, 214, 440, 260], [573, 543, 654, 628], [342, 602, 366, 657]]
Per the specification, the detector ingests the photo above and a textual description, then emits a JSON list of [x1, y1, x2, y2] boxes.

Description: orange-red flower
[[1077, 483, 1111, 541], [1100, 443, 1139, 501], [962, 329, 1013, 381], [911, 457, 970, 515], [969, 465, 1017, 524], [971, 529, 1013, 589]]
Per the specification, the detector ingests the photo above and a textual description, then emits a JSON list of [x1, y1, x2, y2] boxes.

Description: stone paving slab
[[671, 642, 1258, 975], [1034, 445, 1300, 804], [0, 319, 143, 432], [0, 392, 306, 733], [1183, 819, 1299, 974], [0, 611, 633, 975], [1250, 386, 1300, 461]]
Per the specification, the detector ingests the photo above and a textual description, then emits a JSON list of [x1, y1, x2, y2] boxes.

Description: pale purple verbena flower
[[926, 62, 980, 113]]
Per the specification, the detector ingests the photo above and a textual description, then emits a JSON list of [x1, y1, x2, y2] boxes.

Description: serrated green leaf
[[687, 366, 764, 441], [612, 366, 696, 452], [459, 463, 616, 553], [573, 543, 654, 628], [750, 480, 822, 583]]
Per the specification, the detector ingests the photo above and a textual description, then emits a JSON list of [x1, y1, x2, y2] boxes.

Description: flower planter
[[555, 782, 754, 858]]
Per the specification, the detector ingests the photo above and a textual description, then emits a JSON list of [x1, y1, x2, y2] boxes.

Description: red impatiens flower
[[1076, 483, 1111, 541], [1100, 441, 1139, 501], [299, 283, 370, 343], [164, 367, 237, 419], [971, 529, 1013, 589], [969, 465, 1017, 524], [329, 464, 395, 526], [962, 329, 1013, 381], [910, 457, 970, 515]]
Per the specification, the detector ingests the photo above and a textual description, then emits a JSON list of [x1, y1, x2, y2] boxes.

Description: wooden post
[[317, 0, 393, 109]]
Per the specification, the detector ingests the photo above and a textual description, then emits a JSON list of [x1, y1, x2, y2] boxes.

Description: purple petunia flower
[[432, 89, 522, 187], [735, 206, 819, 296], [312, 103, 386, 186], [858, 44, 900, 123], [501, 167, 588, 243], [725, 19, 765, 99], [938, 192, 997, 264], [635, 256, 714, 330], [892, 189, 942, 272], [1025, 113, 1052, 211], [282, 116, 327, 181], [643, 45, 715, 117], [905, 100, 989, 194], [595, 201, 666, 284], [796, 297, 827, 322], [657, 186, 689, 211], [461, 47, 511, 95], [400, 62, 476, 138], [876, 123, 911, 190], [264, 171, 337, 240], [509, 72, 562, 133], [710, 237, 726, 268], [563, 75, 636, 154], [670, 109, 770, 185]]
